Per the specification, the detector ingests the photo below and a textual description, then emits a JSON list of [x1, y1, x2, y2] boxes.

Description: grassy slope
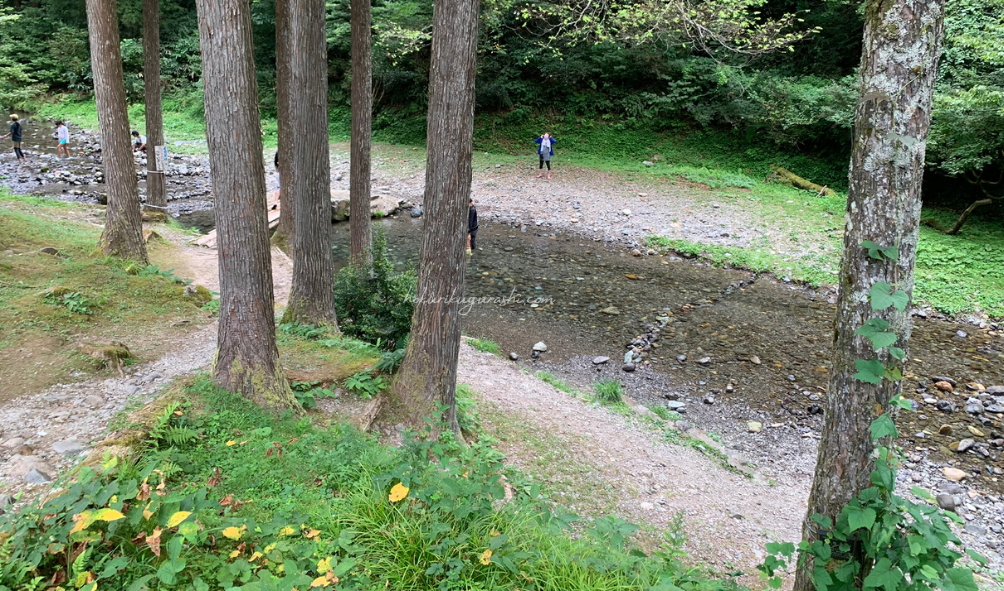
[[35, 96, 1004, 318], [0, 191, 209, 399]]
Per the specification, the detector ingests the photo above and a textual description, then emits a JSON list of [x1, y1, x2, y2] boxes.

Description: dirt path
[[0, 227, 293, 505], [456, 343, 806, 583]]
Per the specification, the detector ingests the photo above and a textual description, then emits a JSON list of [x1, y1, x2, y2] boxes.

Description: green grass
[[593, 379, 624, 405], [467, 337, 502, 356], [0, 377, 741, 591], [0, 190, 208, 398], [533, 371, 584, 397]]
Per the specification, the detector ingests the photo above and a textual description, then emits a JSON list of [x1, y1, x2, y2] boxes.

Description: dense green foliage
[[0, 377, 745, 591], [0, 0, 1001, 208], [332, 232, 416, 350]]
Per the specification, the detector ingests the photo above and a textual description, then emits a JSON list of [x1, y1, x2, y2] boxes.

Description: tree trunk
[[272, 0, 295, 249], [392, 0, 480, 435], [794, 1, 946, 590], [349, 0, 373, 266], [281, 0, 338, 328], [922, 198, 992, 235], [195, 0, 297, 409], [770, 165, 835, 196], [142, 0, 166, 216], [86, 0, 148, 264]]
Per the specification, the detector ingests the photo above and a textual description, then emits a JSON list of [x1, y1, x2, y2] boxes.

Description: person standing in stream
[[467, 197, 478, 255], [56, 121, 71, 159], [535, 132, 555, 179], [1, 114, 26, 163]]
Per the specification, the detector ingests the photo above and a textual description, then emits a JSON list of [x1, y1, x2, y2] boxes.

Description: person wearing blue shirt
[[535, 132, 555, 179]]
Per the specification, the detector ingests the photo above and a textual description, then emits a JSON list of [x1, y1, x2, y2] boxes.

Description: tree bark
[[142, 0, 166, 216], [392, 0, 480, 435], [349, 0, 373, 266], [272, 0, 295, 249], [794, 1, 946, 590], [282, 0, 339, 328], [86, 0, 148, 264], [195, 0, 297, 409]]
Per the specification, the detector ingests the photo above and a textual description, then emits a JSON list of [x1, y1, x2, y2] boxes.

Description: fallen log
[[769, 165, 835, 196], [921, 198, 992, 235]]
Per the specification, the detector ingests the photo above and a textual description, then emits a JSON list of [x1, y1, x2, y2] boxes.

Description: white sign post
[[150, 145, 168, 173]]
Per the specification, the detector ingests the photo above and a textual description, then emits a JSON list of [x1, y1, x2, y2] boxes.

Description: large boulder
[[330, 190, 403, 222]]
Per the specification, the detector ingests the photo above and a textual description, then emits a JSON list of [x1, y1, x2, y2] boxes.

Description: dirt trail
[[0, 227, 293, 504], [456, 343, 806, 583]]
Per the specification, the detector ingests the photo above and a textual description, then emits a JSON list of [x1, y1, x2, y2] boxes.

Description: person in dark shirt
[[1, 114, 26, 163], [467, 197, 478, 255]]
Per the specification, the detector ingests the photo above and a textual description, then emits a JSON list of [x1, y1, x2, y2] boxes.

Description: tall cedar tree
[[86, 0, 147, 263], [794, 1, 947, 589], [393, 0, 480, 434], [142, 0, 166, 216], [282, 0, 339, 327], [195, 0, 297, 408], [272, 0, 295, 249], [349, 0, 373, 265]]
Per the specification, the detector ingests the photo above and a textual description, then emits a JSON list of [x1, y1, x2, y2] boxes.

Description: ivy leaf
[[940, 568, 978, 591], [861, 241, 899, 262], [863, 558, 903, 591], [870, 283, 909, 311], [891, 395, 913, 410], [870, 414, 898, 440], [854, 359, 886, 384], [888, 347, 905, 360], [855, 319, 898, 350], [862, 240, 883, 260], [847, 507, 876, 532], [911, 486, 935, 502]]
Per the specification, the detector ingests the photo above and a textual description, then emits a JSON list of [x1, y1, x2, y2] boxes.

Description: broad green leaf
[[863, 558, 903, 591], [888, 347, 906, 360], [911, 486, 935, 501], [941, 568, 978, 591], [847, 507, 876, 532], [870, 283, 910, 311], [871, 415, 898, 439], [855, 359, 886, 384], [855, 318, 897, 350]]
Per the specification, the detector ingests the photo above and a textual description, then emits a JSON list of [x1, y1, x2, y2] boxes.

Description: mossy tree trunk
[[195, 0, 297, 409], [393, 0, 480, 435], [794, 1, 946, 589], [281, 0, 339, 328], [349, 0, 373, 267], [86, 0, 148, 264], [272, 0, 295, 249], [142, 0, 166, 215]]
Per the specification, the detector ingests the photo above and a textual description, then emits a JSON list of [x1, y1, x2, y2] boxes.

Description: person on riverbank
[[467, 197, 478, 255], [131, 130, 146, 153], [535, 132, 555, 179], [1, 114, 26, 163], [55, 121, 70, 159], [271, 151, 280, 209]]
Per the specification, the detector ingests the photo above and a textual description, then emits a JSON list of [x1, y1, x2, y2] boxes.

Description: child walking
[[1, 114, 26, 163], [56, 121, 70, 159]]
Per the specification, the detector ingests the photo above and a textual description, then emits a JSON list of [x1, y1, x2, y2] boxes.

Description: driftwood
[[769, 165, 835, 196], [921, 199, 993, 236]]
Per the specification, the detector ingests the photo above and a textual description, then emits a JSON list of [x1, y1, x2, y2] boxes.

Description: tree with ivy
[[791, 0, 951, 589]]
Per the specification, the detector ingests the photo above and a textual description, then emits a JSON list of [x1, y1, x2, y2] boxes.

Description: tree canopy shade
[[794, 0, 947, 589]]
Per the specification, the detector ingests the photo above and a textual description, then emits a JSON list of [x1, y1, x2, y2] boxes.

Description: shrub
[[333, 231, 416, 351]]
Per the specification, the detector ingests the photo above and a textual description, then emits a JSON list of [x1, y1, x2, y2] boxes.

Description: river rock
[[943, 467, 968, 482], [622, 363, 636, 372], [985, 385, 1004, 395], [5, 455, 54, 480], [703, 395, 715, 405], [600, 306, 620, 315], [749, 355, 761, 365], [39, 246, 59, 255], [936, 400, 954, 413], [939, 425, 953, 436], [934, 381, 954, 393], [677, 354, 687, 363], [24, 469, 53, 485], [936, 493, 957, 512], [532, 342, 547, 352], [667, 401, 687, 412], [410, 204, 423, 218], [951, 439, 975, 453], [965, 400, 984, 415], [986, 404, 1004, 414], [1, 436, 25, 451], [592, 356, 610, 365], [508, 352, 519, 361], [52, 439, 86, 455], [697, 356, 711, 365], [747, 421, 763, 433], [932, 376, 957, 387], [968, 426, 985, 437]]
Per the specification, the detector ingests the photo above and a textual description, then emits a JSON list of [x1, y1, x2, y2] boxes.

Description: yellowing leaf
[[143, 504, 154, 520], [388, 483, 410, 503], [311, 575, 330, 588], [264, 543, 277, 554], [278, 526, 296, 536], [317, 557, 332, 574], [226, 440, 237, 447], [229, 550, 240, 558], [304, 529, 321, 539], [92, 508, 126, 522], [69, 512, 92, 535], [221, 526, 243, 540], [249, 551, 263, 562], [166, 511, 192, 528], [480, 549, 493, 565]]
